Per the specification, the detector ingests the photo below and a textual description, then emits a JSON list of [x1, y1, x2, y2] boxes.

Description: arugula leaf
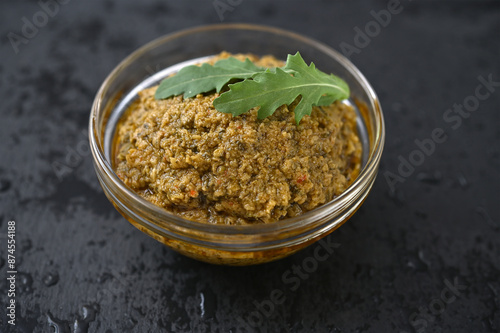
[[154, 57, 264, 99], [154, 52, 350, 124], [213, 52, 350, 124]]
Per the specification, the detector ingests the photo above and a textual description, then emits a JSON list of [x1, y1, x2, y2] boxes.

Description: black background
[[0, 0, 499, 332]]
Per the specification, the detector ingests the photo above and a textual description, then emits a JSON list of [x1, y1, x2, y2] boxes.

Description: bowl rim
[[89, 23, 385, 237]]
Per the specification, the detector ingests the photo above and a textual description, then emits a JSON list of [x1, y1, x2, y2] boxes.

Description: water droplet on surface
[[72, 305, 98, 333], [18, 272, 33, 293], [417, 250, 431, 268], [43, 272, 60, 287], [81, 304, 98, 321], [200, 292, 205, 318], [199, 288, 217, 319], [47, 312, 71, 333], [47, 304, 98, 333], [405, 252, 428, 272]]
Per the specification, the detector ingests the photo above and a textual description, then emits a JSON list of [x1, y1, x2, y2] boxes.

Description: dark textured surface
[[0, 0, 499, 332]]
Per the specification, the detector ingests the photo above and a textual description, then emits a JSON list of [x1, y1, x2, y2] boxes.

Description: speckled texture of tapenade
[[114, 53, 361, 225]]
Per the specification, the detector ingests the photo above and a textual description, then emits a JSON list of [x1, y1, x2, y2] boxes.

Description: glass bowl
[[89, 23, 385, 265]]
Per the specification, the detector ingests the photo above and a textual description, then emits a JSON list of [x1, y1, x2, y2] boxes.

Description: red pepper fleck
[[189, 189, 197, 197], [228, 201, 234, 206], [297, 174, 307, 184], [237, 125, 242, 129]]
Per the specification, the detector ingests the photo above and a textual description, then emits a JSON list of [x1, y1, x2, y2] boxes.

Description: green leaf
[[154, 57, 264, 99], [213, 52, 350, 124]]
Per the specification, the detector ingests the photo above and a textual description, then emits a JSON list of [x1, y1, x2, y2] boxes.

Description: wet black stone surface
[[0, 1, 499, 332]]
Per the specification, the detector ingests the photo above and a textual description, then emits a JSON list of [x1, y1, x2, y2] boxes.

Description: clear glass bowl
[[89, 24, 385, 265]]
